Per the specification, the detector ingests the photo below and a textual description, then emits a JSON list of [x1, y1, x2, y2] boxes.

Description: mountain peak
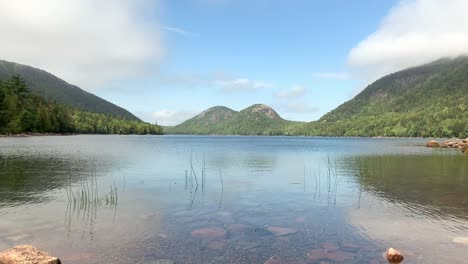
[[195, 105, 236, 123], [165, 104, 300, 135], [243, 104, 280, 119]]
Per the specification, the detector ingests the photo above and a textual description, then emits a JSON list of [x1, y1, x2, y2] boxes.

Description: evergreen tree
[[0, 75, 163, 135]]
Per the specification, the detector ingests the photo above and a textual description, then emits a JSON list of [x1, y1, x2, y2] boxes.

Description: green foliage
[[167, 58, 468, 138], [289, 57, 468, 138], [0, 60, 140, 121], [165, 104, 303, 135], [0, 75, 162, 135]]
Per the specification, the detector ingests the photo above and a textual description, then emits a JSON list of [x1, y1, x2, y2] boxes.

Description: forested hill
[[0, 75, 162, 135], [291, 57, 468, 138], [165, 104, 303, 135], [0, 60, 139, 121]]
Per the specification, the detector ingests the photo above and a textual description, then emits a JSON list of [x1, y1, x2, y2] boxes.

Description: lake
[[0, 135, 467, 263]]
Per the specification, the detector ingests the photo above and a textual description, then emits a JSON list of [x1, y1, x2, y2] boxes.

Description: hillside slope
[[0, 60, 139, 121], [293, 57, 468, 138], [165, 104, 302, 135]]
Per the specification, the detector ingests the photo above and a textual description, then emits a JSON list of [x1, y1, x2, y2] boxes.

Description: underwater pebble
[[267, 226, 298, 236], [190, 227, 226, 240]]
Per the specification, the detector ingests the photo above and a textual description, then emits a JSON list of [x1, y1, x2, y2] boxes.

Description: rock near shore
[[0, 245, 60, 264], [426, 138, 468, 154], [426, 140, 440, 148]]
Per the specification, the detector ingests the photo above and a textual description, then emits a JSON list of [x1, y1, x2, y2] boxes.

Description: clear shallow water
[[0, 135, 467, 263]]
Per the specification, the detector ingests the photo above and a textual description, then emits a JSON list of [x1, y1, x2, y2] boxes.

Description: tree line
[[0, 75, 162, 135]]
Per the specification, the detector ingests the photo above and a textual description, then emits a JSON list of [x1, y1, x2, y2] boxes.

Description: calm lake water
[[0, 135, 467, 263]]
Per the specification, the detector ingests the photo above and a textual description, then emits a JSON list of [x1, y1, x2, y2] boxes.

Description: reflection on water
[[0, 136, 467, 263], [343, 154, 468, 263], [343, 155, 468, 220]]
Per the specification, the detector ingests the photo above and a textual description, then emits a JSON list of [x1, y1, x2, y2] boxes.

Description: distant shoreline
[[0, 133, 75, 138], [0, 133, 456, 141], [0, 133, 162, 138], [162, 133, 436, 139]]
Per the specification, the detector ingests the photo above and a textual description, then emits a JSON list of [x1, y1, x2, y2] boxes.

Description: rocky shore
[[426, 138, 468, 154]]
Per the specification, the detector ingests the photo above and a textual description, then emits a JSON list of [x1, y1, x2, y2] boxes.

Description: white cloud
[[348, 0, 468, 83], [312, 72, 350, 80], [281, 102, 319, 114], [214, 78, 273, 92], [0, 0, 164, 89], [155, 72, 204, 87], [137, 110, 199, 126], [274, 85, 306, 99], [160, 24, 199, 37]]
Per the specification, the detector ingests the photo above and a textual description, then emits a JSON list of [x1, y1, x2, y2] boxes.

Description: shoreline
[[0, 132, 459, 140], [0, 133, 165, 138], [0, 133, 75, 138]]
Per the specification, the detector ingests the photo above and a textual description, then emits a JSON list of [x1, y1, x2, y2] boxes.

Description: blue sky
[[3, 0, 467, 125], [104, 0, 397, 125]]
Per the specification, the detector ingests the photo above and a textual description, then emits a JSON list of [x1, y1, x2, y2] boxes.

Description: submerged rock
[[426, 140, 440, 148], [426, 139, 468, 154], [237, 241, 259, 250], [307, 248, 356, 262], [266, 226, 298, 236], [462, 145, 468, 154], [307, 242, 359, 262], [0, 245, 61, 264], [151, 260, 174, 264], [453, 237, 468, 246], [263, 256, 283, 264], [385, 248, 404, 263], [190, 227, 226, 240]]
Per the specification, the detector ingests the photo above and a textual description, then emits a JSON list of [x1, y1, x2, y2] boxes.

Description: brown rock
[[0, 245, 61, 264], [426, 140, 440, 148], [267, 226, 298, 236], [190, 227, 226, 240], [462, 145, 468, 154], [264, 256, 283, 264], [453, 237, 468, 246], [307, 248, 355, 262], [307, 249, 326, 261], [385, 248, 404, 263]]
